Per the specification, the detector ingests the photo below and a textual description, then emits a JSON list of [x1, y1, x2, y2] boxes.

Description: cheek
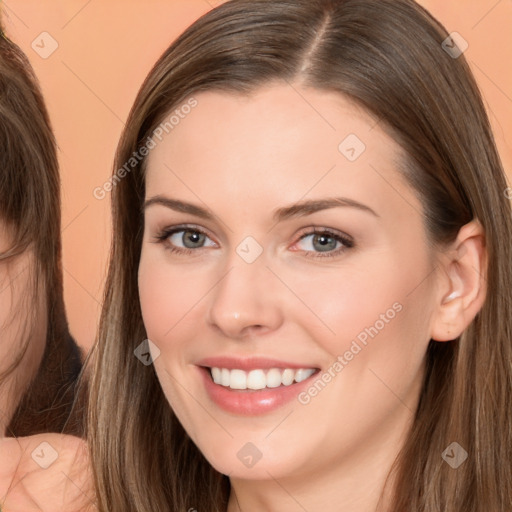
[[0, 257, 29, 341], [287, 253, 433, 371], [0, 269, 16, 365], [138, 249, 208, 345], [0, 255, 46, 389]]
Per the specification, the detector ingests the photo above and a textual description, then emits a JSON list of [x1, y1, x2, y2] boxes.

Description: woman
[[87, 0, 512, 510], [0, 20, 91, 512], [0, 22, 83, 437]]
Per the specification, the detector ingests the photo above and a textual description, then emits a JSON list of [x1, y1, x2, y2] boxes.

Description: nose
[[207, 254, 284, 340]]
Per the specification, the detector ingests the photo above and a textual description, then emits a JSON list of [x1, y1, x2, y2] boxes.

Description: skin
[[0, 229, 94, 510], [0, 224, 46, 436], [138, 84, 487, 511], [0, 229, 91, 512], [0, 433, 94, 512]]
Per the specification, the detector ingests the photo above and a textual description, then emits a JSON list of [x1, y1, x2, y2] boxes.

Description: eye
[[293, 227, 354, 259], [154, 225, 216, 255], [153, 224, 354, 259]]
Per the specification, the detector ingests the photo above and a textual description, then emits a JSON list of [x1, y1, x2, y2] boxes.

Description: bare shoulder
[[0, 434, 96, 512]]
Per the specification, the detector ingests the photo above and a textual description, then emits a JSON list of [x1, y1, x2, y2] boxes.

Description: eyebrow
[[143, 195, 380, 222]]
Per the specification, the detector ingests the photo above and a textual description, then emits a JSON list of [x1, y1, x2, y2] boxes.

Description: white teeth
[[211, 367, 222, 384], [229, 369, 247, 390], [208, 367, 316, 390], [221, 368, 230, 387], [265, 368, 283, 388], [295, 369, 314, 383], [282, 368, 295, 386], [247, 370, 267, 390]]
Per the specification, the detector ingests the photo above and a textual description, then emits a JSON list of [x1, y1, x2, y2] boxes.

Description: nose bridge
[[207, 242, 282, 338]]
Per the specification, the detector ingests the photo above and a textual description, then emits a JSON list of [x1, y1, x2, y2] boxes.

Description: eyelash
[[153, 224, 355, 259]]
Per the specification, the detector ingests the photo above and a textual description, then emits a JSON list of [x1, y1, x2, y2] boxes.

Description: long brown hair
[[87, 0, 512, 510], [0, 22, 83, 436]]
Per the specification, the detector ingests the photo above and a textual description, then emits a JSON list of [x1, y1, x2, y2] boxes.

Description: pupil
[[315, 234, 335, 252], [185, 231, 203, 247]]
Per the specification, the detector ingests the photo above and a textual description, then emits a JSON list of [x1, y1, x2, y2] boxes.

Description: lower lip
[[197, 366, 319, 416]]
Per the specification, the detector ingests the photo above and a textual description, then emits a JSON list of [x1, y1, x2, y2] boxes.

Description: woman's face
[[138, 84, 442, 480], [0, 223, 46, 433]]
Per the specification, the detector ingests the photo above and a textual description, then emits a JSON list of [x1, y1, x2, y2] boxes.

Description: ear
[[430, 219, 487, 342]]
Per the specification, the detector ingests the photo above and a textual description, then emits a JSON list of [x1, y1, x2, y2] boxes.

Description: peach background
[[2, 0, 511, 351]]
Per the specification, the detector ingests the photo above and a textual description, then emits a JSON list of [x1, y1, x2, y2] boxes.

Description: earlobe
[[430, 219, 487, 342]]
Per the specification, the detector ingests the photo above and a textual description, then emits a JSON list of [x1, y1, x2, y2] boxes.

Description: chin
[[197, 439, 303, 481]]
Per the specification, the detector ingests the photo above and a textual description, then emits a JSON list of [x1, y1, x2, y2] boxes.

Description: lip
[[197, 356, 319, 371], [196, 364, 321, 416]]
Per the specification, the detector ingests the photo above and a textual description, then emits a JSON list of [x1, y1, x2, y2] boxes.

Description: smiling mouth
[[203, 366, 320, 391]]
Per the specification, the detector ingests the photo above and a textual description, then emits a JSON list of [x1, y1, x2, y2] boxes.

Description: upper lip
[[197, 356, 320, 371]]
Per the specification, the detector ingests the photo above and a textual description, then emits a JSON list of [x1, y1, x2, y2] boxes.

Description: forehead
[[144, 84, 421, 223]]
